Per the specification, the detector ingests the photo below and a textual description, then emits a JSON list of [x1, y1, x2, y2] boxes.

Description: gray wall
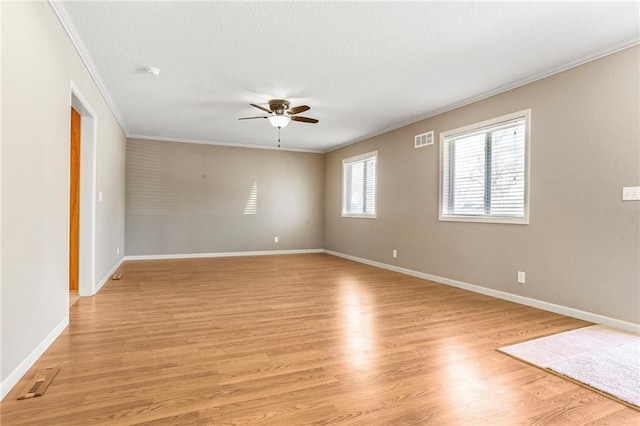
[[1, 2, 126, 392], [325, 46, 640, 324], [126, 139, 324, 255]]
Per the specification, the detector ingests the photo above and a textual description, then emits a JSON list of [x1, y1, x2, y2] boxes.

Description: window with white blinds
[[342, 151, 377, 218], [440, 110, 530, 224]]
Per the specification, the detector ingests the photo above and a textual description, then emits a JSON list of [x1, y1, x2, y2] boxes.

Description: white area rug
[[548, 339, 639, 407], [499, 325, 640, 408]]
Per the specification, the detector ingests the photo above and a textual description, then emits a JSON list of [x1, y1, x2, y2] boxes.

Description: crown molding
[[127, 135, 324, 154], [48, 0, 129, 136], [326, 39, 640, 153]]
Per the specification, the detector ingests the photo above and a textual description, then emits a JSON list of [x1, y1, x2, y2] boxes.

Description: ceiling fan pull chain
[[278, 127, 281, 148]]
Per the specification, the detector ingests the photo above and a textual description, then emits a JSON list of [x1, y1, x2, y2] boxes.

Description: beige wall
[[126, 139, 324, 255], [1, 2, 126, 394], [325, 46, 640, 324]]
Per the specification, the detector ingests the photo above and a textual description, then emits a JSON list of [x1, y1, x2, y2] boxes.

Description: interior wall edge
[[0, 0, 3, 397], [93, 256, 126, 296], [323, 250, 640, 335], [0, 316, 69, 401]]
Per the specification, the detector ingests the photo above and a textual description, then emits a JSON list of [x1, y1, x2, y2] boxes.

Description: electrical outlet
[[392, 249, 398, 258], [517, 271, 526, 284], [274, 236, 279, 243], [116, 247, 120, 255], [98, 191, 103, 202]]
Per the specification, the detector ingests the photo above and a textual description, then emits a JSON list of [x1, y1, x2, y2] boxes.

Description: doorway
[[69, 107, 81, 305], [69, 83, 97, 305]]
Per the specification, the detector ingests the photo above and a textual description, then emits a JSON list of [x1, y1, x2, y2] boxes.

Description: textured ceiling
[[58, 1, 640, 152]]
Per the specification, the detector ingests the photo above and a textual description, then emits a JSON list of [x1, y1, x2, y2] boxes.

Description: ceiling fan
[[238, 99, 319, 129]]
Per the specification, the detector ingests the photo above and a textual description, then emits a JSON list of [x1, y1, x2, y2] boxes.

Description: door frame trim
[[70, 81, 98, 297]]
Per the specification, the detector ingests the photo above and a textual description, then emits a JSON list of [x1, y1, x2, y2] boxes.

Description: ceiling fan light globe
[[268, 115, 290, 128]]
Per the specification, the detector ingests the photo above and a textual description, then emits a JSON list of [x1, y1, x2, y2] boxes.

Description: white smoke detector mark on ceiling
[[57, 1, 640, 152], [144, 66, 161, 76]]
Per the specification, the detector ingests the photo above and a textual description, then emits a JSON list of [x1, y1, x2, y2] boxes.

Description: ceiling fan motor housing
[[269, 99, 290, 115], [239, 100, 318, 125]]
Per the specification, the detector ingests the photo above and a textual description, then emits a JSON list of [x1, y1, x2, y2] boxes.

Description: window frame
[[342, 151, 378, 219], [439, 109, 531, 225]]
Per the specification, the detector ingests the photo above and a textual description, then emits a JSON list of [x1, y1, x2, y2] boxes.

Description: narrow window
[[342, 151, 377, 218]]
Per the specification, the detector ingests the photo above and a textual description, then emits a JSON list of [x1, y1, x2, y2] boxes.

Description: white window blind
[[440, 110, 530, 224], [342, 151, 377, 218]]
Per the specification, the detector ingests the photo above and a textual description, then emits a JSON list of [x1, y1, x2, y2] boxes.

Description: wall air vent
[[415, 131, 434, 148]]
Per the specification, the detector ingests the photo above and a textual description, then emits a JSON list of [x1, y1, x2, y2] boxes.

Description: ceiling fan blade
[[238, 116, 268, 120], [250, 103, 272, 114], [291, 116, 319, 124], [288, 105, 310, 115]]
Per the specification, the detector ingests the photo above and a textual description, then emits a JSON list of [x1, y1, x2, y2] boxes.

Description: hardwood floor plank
[[1, 254, 637, 424]]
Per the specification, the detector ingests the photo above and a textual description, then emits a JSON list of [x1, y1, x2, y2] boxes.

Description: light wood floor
[[1, 254, 638, 425], [69, 291, 80, 307]]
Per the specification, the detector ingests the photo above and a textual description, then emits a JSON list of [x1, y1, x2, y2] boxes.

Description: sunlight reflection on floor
[[341, 281, 376, 372], [441, 340, 516, 422]]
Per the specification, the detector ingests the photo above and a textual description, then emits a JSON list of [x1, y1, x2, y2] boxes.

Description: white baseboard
[[123, 248, 324, 261], [0, 315, 69, 400], [323, 250, 640, 335], [94, 256, 126, 294]]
